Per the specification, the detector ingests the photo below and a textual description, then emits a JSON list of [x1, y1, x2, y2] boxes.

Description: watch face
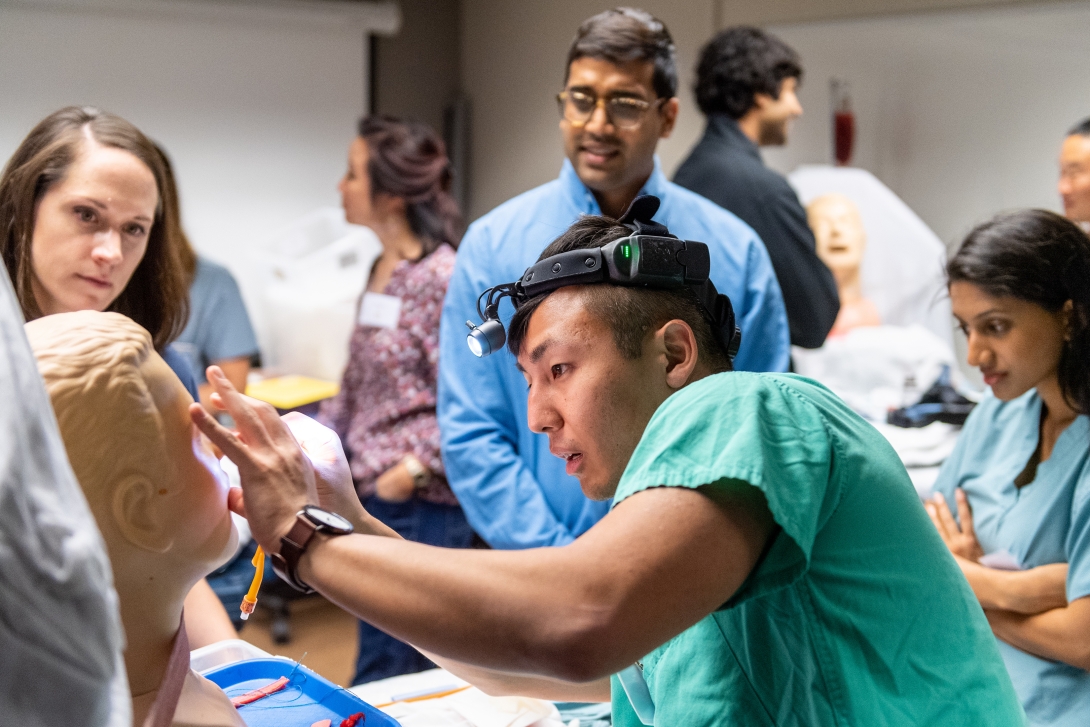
[[302, 505, 353, 533]]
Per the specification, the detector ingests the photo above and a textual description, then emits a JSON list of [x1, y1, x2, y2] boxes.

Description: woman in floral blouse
[[319, 115, 469, 684]]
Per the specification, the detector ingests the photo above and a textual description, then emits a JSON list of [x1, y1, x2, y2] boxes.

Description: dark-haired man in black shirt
[[674, 26, 838, 349]]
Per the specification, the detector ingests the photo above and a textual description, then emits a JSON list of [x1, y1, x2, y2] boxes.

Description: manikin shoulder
[[171, 669, 247, 727]]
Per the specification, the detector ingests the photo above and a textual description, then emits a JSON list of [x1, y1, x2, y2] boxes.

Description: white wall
[[0, 0, 395, 285], [759, 1, 1090, 247], [715, 0, 1050, 26], [460, 0, 1087, 246]]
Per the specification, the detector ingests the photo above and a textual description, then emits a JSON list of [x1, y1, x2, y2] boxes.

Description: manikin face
[[949, 281, 1068, 401], [560, 57, 678, 198], [517, 289, 674, 500], [754, 77, 802, 147], [143, 354, 238, 574], [808, 194, 867, 275], [1059, 134, 1090, 223], [31, 141, 157, 315]]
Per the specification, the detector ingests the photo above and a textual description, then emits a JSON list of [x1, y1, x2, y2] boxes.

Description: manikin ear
[[657, 320, 700, 391], [112, 475, 174, 554]]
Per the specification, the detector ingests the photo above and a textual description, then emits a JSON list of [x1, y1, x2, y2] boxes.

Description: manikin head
[[695, 26, 803, 146], [507, 215, 730, 500], [1059, 118, 1090, 224], [807, 193, 867, 284], [26, 311, 237, 597], [559, 9, 680, 214]]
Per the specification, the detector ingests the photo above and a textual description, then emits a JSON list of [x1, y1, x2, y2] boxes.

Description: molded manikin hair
[[27, 311, 168, 512]]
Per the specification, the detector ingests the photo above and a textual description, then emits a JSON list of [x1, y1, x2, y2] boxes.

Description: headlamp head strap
[[466, 195, 741, 361]]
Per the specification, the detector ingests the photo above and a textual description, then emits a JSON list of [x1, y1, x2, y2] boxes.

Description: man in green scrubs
[[193, 214, 1024, 724]]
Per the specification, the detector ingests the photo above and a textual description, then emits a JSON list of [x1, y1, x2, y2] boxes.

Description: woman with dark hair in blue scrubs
[[928, 209, 1090, 726]]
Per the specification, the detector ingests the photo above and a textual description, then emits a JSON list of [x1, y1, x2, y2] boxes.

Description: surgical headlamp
[[465, 195, 742, 363]]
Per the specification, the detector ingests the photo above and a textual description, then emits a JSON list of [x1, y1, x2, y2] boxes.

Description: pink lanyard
[[143, 615, 190, 727]]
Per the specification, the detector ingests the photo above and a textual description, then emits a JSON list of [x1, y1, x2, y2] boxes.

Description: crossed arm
[[927, 490, 1090, 669], [192, 367, 773, 698]]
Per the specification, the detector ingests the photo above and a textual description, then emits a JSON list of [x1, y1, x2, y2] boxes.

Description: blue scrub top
[[162, 344, 199, 402], [933, 389, 1090, 726], [174, 258, 259, 386], [438, 158, 790, 550]]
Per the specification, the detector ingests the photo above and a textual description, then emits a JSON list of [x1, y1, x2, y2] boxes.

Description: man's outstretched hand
[[190, 366, 317, 553], [280, 412, 373, 534]]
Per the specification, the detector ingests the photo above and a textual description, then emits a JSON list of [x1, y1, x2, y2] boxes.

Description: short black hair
[[694, 26, 803, 119], [507, 215, 732, 373], [565, 8, 677, 99], [948, 209, 1090, 419], [1068, 117, 1090, 137]]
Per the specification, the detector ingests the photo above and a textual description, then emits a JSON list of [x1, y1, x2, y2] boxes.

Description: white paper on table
[[351, 667, 467, 705], [381, 687, 565, 727], [358, 292, 402, 329], [979, 550, 1023, 571]]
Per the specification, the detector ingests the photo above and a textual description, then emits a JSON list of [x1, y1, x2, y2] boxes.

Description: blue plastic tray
[[203, 658, 401, 727]]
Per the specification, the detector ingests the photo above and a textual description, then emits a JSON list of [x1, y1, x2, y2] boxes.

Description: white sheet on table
[[792, 324, 960, 422], [382, 689, 565, 727], [352, 668, 568, 727], [792, 325, 967, 487]]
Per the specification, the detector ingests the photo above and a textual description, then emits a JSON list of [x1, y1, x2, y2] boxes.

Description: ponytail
[[357, 115, 463, 256]]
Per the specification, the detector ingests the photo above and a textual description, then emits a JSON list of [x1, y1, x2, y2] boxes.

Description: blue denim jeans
[[353, 495, 476, 686]]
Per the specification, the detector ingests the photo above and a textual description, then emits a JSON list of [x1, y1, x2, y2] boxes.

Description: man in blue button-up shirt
[[438, 8, 789, 549]]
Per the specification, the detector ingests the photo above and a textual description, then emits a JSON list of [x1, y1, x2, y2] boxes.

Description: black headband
[[466, 195, 741, 361]]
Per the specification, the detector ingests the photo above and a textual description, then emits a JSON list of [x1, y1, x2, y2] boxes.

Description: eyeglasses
[[556, 90, 663, 130]]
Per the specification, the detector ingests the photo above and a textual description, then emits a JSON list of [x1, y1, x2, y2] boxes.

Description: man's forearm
[[297, 486, 769, 684], [299, 532, 601, 680], [957, 557, 1067, 614]]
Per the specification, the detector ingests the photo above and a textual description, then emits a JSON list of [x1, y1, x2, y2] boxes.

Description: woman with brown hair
[[318, 114, 471, 684], [0, 105, 237, 648], [0, 106, 195, 395]]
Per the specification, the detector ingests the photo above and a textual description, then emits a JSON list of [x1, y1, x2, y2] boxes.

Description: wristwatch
[[269, 505, 354, 593], [401, 454, 429, 489]]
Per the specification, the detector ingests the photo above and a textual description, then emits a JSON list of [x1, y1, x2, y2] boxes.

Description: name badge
[[358, 292, 402, 329]]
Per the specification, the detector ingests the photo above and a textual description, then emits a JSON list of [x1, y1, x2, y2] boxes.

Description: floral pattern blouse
[[319, 244, 457, 505]]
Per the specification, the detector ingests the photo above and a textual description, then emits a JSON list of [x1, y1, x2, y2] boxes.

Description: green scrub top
[[609, 373, 1024, 726]]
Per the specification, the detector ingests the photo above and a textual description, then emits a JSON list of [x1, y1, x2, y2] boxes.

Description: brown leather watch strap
[[270, 514, 320, 593]]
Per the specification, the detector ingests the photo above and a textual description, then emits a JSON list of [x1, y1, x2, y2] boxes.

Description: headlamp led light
[[465, 195, 741, 363]]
